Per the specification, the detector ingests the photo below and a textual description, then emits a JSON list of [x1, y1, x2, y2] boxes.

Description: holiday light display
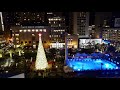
[[35, 34, 48, 70]]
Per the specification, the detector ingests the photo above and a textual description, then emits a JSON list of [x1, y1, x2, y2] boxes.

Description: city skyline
[[0, 11, 120, 78]]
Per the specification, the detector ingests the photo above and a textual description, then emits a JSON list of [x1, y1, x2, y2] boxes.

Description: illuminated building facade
[[3, 12, 47, 26], [69, 12, 89, 38], [94, 12, 112, 38], [102, 28, 120, 41], [66, 34, 78, 48], [2, 12, 48, 40], [48, 16, 66, 48], [88, 25, 96, 39], [11, 26, 51, 49]]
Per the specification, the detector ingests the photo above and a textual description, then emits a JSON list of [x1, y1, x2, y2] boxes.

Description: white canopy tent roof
[[9, 73, 25, 78]]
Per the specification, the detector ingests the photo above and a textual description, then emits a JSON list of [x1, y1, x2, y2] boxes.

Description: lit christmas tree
[[35, 33, 48, 70]]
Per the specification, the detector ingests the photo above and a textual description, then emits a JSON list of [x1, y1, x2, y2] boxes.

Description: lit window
[[17, 41, 19, 43], [32, 29, 34, 32], [28, 29, 31, 32], [16, 38, 19, 40], [43, 29, 46, 32], [28, 19, 30, 21], [24, 30, 27, 32], [33, 45, 36, 48], [33, 41, 36, 44], [15, 34, 19, 36], [49, 22, 51, 24], [49, 35, 51, 37], [54, 21, 55, 24], [12, 34, 14, 36], [36, 29, 38, 32], [81, 20, 84, 22], [19, 30, 22, 32], [40, 29, 42, 32], [32, 34, 35, 36], [24, 19, 26, 20]]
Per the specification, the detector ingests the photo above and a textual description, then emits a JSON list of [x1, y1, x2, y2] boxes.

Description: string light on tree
[[35, 33, 48, 70]]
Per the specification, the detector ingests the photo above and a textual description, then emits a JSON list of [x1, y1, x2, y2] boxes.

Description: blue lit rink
[[66, 58, 119, 71]]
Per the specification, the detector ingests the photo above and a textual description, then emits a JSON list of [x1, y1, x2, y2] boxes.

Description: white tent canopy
[[9, 73, 25, 78]]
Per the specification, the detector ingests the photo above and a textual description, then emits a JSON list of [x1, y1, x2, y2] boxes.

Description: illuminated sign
[[22, 26, 45, 28], [79, 39, 102, 48]]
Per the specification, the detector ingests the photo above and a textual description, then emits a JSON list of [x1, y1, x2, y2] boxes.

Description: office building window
[[36, 29, 38, 32], [33, 41, 36, 44], [40, 29, 42, 32], [32, 34, 35, 36], [24, 30, 27, 32], [32, 29, 34, 32], [15, 34, 19, 36], [19, 30, 22, 32], [16, 38, 19, 40], [28, 29, 31, 32], [43, 29, 46, 32]]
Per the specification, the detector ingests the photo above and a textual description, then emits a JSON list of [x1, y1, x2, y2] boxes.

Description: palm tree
[[5, 47, 14, 59], [15, 47, 23, 56], [0, 49, 4, 58]]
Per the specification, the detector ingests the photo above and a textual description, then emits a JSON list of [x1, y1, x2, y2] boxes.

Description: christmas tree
[[35, 34, 48, 70]]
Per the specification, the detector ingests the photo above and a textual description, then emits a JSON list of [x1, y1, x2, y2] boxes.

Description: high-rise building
[[48, 16, 66, 48], [11, 26, 51, 49], [2, 12, 48, 40], [3, 12, 47, 26], [94, 12, 112, 38], [69, 12, 89, 38], [88, 25, 96, 39], [102, 27, 120, 41]]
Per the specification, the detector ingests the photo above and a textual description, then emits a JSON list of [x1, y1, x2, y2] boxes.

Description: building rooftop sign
[[22, 26, 45, 29]]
